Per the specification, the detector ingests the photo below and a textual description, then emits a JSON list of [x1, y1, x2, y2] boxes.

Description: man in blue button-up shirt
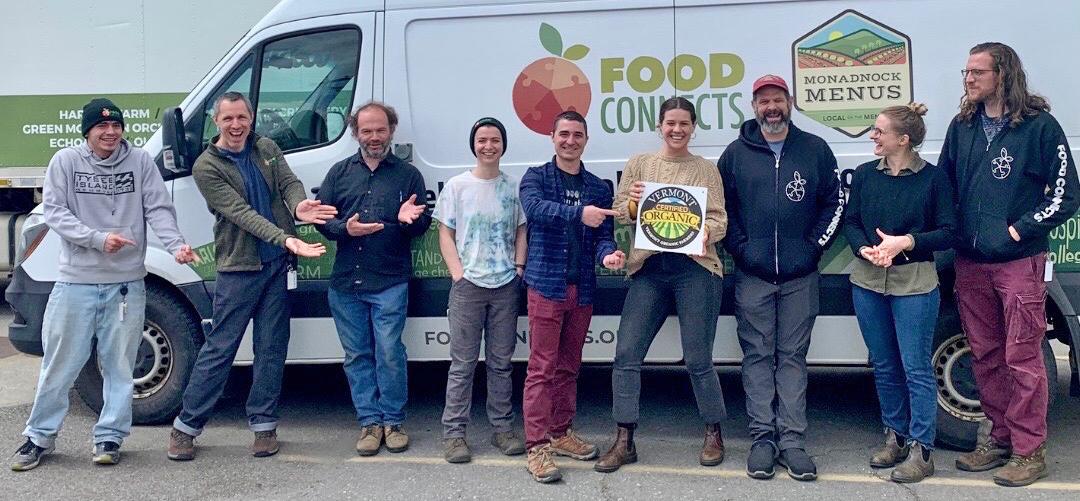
[[519, 111, 624, 483]]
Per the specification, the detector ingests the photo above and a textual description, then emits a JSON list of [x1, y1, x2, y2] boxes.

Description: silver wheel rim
[[132, 320, 173, 399], [933, 334, 984, 420]]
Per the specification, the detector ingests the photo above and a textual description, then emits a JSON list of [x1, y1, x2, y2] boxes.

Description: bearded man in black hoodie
[[718, 74, 844, 482], [942, 42, 1079, 488]]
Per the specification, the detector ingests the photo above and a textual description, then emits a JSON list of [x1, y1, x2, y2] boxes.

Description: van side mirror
[[159, 107, 189, 177]]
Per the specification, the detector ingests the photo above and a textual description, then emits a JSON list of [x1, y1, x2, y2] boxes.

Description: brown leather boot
[[993, 444, 1048, 487], [594, 426, 637, 473], [870, 429, 909, 468], [700, 423, 725, 466]]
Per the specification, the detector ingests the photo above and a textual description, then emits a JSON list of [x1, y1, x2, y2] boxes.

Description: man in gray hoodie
[[10, 98, 198, 472]]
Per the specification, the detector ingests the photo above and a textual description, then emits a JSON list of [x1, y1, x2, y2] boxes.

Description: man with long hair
[[940, 42, 1079, 487]]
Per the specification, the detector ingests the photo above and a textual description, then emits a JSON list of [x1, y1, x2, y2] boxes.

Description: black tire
[[932, 310, 1059, 451], [75, 282, 200, 425]]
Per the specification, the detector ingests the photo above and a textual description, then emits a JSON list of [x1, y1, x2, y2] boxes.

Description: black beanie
[[81, 98, 125, 137], [469, 117, 507, 156]]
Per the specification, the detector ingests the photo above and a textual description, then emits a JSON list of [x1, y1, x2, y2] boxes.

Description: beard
[[361, 140, 391, 161], [755, 107, 791, 135]]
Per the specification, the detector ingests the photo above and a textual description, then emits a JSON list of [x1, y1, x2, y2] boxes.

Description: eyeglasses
[[961, 68, 996, 78], [869, 127, 892, 135]]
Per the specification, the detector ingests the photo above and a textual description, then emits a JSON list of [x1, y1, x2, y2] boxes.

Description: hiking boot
[[993, 445, 1048, 487], [383, 425, 409, 453], [746, 440, 778, 479], [10, 438, 52, 471], [955, 440, 1011, 472], [594, 426, 637, 473], [355, 425, 384, 456], [700, 422, 725, 466], [92, 441, 121, 466], [526, 444, 562, 483], [444, 437, 471, 464], [891, 442, 934, 483], [491, 431, 526, 456], [549, 429, 597, 460], [870, 429, 909, 468], [778, 448, 817, 481], [167, 428, 195, 461], [252, 430, 279, 458]]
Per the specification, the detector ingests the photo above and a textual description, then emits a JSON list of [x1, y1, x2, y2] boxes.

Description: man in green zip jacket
[[167, 92, 336, 461]]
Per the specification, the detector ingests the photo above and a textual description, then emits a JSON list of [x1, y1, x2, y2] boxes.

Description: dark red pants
[[523, 285, 592, 449], [954, 254, 1048, 455]]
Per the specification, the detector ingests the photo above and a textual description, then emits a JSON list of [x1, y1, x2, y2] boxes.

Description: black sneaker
[[10, 438, 53, 472], [747, 440, 778, 479], [778, 448, 818, 481], [93, 441, 121, 465]]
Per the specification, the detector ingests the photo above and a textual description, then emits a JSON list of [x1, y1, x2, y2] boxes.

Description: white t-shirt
[[432, 170, 526, 288]]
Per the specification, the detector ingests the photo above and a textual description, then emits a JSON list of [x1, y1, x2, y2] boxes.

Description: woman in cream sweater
[[594, 97, 728, 473]]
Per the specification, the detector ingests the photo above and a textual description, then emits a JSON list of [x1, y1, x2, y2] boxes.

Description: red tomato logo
[[512, 24, 592, 135]]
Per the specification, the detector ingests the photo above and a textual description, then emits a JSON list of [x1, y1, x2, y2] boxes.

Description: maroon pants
[[954, 254, 1048, 455], [523, 285, 592, 449]]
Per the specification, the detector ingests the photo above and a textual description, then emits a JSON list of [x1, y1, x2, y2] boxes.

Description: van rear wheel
[[932, 329, 1058, 450], [74, 283, 200, 425]]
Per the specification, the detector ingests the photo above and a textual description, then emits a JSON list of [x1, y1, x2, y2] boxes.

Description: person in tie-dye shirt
[[433, 117, 527, 464]]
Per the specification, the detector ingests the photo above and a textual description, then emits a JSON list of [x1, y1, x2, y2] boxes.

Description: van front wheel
[[74, 283, 200, 425], [932, 329, 1058, 450]]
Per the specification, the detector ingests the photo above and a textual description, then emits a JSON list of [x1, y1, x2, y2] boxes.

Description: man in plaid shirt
[[518, 110, 625, 483]]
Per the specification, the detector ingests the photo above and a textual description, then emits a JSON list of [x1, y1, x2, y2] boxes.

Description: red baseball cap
[[752, 74, 790, 95]]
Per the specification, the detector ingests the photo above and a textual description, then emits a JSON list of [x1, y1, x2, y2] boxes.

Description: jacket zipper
[[972, 122, 1011, 248], [774, 153, 781, 279]]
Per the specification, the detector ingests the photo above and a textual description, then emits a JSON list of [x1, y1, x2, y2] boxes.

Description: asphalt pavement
[[1, 308, 1078, 500]]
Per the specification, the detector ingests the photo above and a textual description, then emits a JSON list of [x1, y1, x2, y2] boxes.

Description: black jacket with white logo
[[938, 108, 1079, 263], [718, 120, 844, 283]]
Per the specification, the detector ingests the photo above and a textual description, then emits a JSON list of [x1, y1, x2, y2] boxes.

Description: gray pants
[[442, 277, 521, 439], [612, 254, 726, 424], [734, 269, 819, 450]]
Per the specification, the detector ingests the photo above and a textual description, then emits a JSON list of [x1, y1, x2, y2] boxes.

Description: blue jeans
[[852, 285, 940, 449], [329, 283, 409, 426], [24, 280, 146, 448], [174, 257, 290, 436]]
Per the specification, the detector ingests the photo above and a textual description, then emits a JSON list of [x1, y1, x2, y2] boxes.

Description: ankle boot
[[700, 422, 725, 466], [594, 425, 637, 473]]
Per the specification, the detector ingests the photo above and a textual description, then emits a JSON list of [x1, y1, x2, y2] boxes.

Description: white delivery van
[[7, 0, 1080, 450]]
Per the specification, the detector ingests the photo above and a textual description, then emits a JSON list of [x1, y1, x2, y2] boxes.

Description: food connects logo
[[512, 23, 592, 135]]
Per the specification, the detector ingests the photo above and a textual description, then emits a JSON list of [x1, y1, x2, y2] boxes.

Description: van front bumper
[[5, 265, 52, 356]]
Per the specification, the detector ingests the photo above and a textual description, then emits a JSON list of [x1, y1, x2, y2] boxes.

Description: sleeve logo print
[[991, 147, 1013, 180], [785, 171, 807, 202], [73, 171, 135, 195]]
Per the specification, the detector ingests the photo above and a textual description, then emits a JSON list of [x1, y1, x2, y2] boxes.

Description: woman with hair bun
[[843, 103, 956, 483], [594, 97, 728, 473]]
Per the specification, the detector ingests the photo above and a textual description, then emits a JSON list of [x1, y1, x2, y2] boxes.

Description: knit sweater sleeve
[[613, 154, 644, 225]]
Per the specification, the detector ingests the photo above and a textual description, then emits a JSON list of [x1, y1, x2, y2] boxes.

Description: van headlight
[[15, 212, 48, 266]]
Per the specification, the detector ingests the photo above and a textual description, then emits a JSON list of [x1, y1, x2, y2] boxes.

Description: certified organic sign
[[791, 10, 913, 137], [634, 182, 707, 254]]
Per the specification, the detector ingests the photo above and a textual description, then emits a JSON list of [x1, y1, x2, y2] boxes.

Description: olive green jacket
[[192, 134, 307, 272]]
